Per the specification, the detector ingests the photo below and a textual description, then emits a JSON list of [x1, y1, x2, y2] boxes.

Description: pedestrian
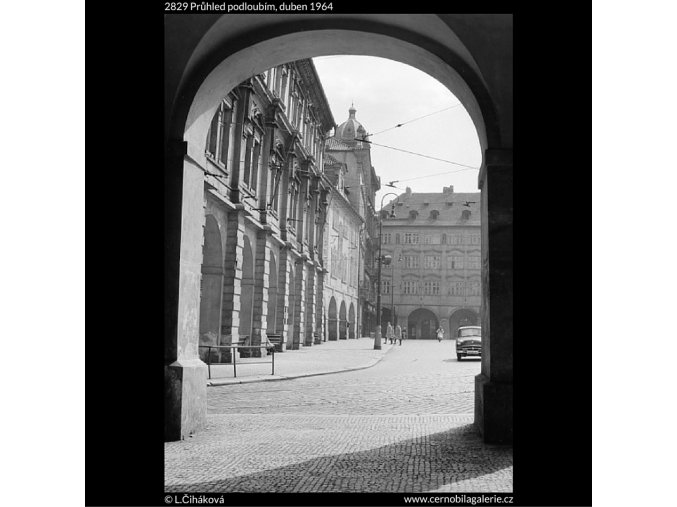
[[395, 324, 403, 345], [436, 326, 445, 342], [386, 321, 394, 344]]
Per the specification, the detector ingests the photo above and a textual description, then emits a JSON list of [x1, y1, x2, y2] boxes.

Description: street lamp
[[374, 192, 399, 350], [392, 253, 402, 328]]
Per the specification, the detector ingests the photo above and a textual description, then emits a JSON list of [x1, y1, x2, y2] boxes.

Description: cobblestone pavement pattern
[[165, 339, 512, 493]]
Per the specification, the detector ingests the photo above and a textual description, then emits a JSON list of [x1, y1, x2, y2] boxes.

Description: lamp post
[[374, 192, 399, 350], [392, 253, 402, 327]]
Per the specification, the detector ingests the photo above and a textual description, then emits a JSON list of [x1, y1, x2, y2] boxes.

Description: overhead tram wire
[[356, 138, 480, 171], [367, 103, 463, 137]]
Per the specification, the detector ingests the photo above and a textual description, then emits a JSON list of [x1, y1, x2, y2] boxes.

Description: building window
[[404, 255, 420, 269], [424, 256, 441, 269], [423, 234, 440, 245], [468, 280, 481, 296], [467, 256, 481, 270], [404, 233, 419, 244], [382, 280, 391, 295], [382, 233, 391, 244], [449, 281, 465, 296], [289, 181, 299, 230], [471, 234, 481, 245], [424, 281, 440, 295], [205, 99, 238, 170], [281, 67, 289, 108], [403, 281, 418, 295], [447, 256, 464, 270], [241, 134, 254, 188]]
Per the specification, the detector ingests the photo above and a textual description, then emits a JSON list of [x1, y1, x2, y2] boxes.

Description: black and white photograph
[[22, 1, 677, 506], [162, 11, 513, 501]]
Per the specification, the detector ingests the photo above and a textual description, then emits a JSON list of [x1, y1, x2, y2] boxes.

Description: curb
[[207, 343, 396, 386]]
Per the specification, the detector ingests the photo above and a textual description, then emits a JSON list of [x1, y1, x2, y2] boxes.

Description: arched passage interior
[[164, 14, 513, 444]]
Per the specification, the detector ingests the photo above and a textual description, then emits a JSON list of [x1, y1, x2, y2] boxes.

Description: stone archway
[[165, 14, 513, 444], [328, 296, 338, 341], [449, 308, 479, 338], [407, 308, 439, 340]]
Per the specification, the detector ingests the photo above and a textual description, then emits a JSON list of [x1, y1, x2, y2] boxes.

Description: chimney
[[406, 187, 412, 195], [443, 185, 454, 194]]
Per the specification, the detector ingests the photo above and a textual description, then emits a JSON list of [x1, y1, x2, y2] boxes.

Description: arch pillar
[[304, 265, 317, 346], [314, 270, 325, 343], [276, 248, 293, 351], [249, 232, 272, 358], [475, 148, 513, 444], [219, 210, 246, 361], [290, 260, 307, 349], [164, 143, 208, 441]]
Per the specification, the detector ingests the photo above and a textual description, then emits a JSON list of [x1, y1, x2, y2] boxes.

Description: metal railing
[[199, 344, 275, 379]]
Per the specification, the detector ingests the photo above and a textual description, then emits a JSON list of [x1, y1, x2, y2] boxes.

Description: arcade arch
[[407, 308, 439, 340], [449, 308, 479, 338], [339, 301, 347, 340], [328, 296, 338, 341]]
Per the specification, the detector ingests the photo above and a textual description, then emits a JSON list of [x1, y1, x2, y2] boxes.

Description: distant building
[[379, 186, 481, 339], [321, 154, 362, 340], [324, 106, 380, 338]]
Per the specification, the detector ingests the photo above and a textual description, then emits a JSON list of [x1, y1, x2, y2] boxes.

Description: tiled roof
[[325, 137, 369, 151], [324, 153, 342, 165], [382, 191, 481, 226]]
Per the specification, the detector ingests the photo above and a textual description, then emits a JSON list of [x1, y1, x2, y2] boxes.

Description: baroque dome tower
[[334, 104, 369, 145]]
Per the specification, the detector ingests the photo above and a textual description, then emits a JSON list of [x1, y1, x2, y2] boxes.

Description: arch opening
[[407, 308, 439, 340], [328, 296, 338, 341]]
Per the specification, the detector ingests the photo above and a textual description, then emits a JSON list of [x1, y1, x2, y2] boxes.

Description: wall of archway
[[165, 14, 513, 444]]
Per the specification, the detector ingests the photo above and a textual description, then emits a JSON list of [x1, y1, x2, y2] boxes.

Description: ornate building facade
[[197, 59, 336, 360], [324, 106, 381, 338], [379, 186, 482, 339]]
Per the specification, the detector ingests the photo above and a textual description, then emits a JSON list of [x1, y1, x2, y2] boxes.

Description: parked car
[[456, 326, 481, 360]]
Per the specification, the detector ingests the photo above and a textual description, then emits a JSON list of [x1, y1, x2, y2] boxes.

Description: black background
[[86, 2, 590, 505]]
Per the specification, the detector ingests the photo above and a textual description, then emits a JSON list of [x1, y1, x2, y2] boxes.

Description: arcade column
[[475, 148, 513, 444], [165, 141, 208, 441]]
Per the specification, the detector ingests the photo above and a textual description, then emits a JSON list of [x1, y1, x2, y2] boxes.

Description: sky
[[312, 55, 483, 209]]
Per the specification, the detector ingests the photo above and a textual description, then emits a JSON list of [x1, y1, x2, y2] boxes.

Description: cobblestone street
[[165, 339, 512, 493]]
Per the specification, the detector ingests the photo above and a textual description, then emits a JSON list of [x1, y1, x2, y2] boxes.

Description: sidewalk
[[206, 336, 396, 386]]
